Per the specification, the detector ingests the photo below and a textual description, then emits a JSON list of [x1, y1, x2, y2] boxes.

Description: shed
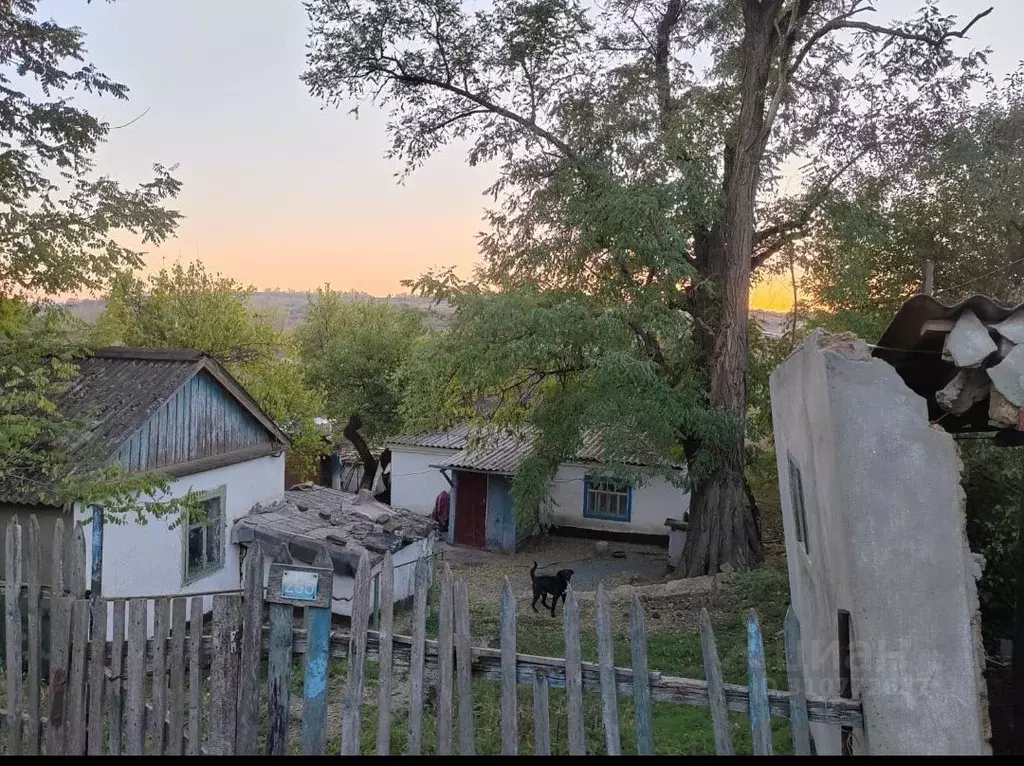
[[231, 484, 437, 616]]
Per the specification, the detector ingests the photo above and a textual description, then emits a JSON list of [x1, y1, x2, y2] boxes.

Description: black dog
[[530, 561, 574, 617]]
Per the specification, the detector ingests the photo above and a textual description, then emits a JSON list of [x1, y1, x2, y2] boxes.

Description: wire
[[936, 255, 1024, 296]]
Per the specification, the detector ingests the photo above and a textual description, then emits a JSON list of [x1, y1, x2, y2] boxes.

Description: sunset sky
[[48, 0, 1020, 312]]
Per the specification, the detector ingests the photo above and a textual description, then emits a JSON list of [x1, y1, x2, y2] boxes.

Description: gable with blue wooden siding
[[114, 369, 275, 472]]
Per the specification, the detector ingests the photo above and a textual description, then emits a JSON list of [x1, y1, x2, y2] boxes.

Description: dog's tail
[[530, 561, 537, 582]]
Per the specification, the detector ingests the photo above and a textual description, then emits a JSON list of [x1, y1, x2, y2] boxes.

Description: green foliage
[[92, 262, 326, 476], [294, 287, 426, 440]]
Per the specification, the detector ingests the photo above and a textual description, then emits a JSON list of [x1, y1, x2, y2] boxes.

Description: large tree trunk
[[677, 0, 780, 577]]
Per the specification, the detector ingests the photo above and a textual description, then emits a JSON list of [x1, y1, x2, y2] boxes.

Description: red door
[[454, 471, 487, 548]]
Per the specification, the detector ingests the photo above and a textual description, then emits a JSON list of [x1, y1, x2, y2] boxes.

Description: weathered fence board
[[236, 546, 264, 756], [151, 597, 170, 753], [563, 586, 586, 755], [533, 668, 551, 755], [300, 548, 332, 756], [700, 608, 734, 756], [66, 524, 86, 599], [596, 584, 621, 755], [45, 596, 72, 755], [25, 516, 41, 756], [436, 563, 454, 755], [87, 598, 106, 755], [784, 606, 811, 756], [747, 609, 773, 756], [66, 598, 89, 755], [187, 596, 203, 756], [454, 575, 475, 756], [108, 598, 126, 755], [499, 577, 518, 756], [341, 551, 371, 755], [51, 518, 65, 598], [375, 552, 395, 757], [629, 592, 653, 756], [168, 598, 187, 756], [5, 518, 23, 755], [125, 599, 147, 755], [209, 594, 242, 756], [406, 556, 429, 755]]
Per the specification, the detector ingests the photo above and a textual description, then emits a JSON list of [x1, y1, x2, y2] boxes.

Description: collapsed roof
[[231, 484, 437, 577]]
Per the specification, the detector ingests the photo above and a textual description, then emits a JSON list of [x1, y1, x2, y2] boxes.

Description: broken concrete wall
[[769, 329, 990, 755]]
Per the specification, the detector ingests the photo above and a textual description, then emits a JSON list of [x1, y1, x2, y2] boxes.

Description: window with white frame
[[584, 478, 632, 522], [184, 487, 226, 583]]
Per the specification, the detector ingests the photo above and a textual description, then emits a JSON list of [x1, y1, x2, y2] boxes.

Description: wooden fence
[[0, 515, 863, 755]]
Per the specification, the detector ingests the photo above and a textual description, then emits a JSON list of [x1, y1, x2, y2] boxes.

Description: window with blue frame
[[583, 477, 632, 522]]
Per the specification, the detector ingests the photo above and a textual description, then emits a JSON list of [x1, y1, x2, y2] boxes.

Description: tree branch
[[654, 0, 684, 133], [422, 108, 490, 135], [837, 6, 992, 47]]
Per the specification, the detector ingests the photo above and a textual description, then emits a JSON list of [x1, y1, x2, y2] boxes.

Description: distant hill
[[63, 291, 789, 337]]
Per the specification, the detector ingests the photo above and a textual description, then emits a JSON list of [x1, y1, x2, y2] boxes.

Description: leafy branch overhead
[[306, 0, 993, 576]]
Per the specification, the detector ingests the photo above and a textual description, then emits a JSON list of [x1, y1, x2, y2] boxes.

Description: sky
[[44, 0, 1023, 310]]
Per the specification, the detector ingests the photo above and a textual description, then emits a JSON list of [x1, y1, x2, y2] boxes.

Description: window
[[787, 453, 810, 554], [583, 478, 632, 522], [183, 487, 226, 584]]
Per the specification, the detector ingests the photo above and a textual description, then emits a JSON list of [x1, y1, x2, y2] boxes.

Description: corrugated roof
[[387, 423, 471, 450], [231, 484, 437, 576], [0, 347, 289, 505]]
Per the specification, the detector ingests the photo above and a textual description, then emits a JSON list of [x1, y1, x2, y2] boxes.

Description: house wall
[[546, 463, 687, 537], [388, 447, 456, 514], [113, 370, 273, 472], [769, 330, 989, 755], [79, 453, 286, 636]]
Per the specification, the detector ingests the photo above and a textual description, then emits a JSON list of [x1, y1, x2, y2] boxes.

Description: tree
[[1, 0, 189, 521], [93, 262, 326, 476], [304, 0, 991, 575], [802, 69, 1024, 341], [294, 287, 426, 440]]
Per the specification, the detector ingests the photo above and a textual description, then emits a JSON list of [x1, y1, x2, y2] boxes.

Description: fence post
[[563, 586, 585, 756], [341, 550, 371, 755], [267, 547, 294, 756], [87, 598, 107, 755], [25, 515, 42, 755], [124, 599, 147, 755], [210, 594, 243, 755], [699, 608, 734, 756], [499, 577, 518, 756], [168, 598, 187, 756], [595, 584, 620, 755], [784, 606, 812, 756], [533, 668, 551, 755], [108, 599, 126, 755], [454, 575, 474, 756], [46, 596, 73, 755], [187, 596, 203, 756], [407, 556, 430, 755], [236, 544, 264, 755], [747, 609, 773, 756], [151, 597, 170, 753], [5, 517, 24, 755], [300, 547, 332, 756], [629, 593, 653, 755], [375, 552, 395, 756], [436, 563, 455, 755]]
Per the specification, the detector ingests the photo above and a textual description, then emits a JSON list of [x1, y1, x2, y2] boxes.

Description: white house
[[387, 425, 690, 553], [0, 347, 291, 632]]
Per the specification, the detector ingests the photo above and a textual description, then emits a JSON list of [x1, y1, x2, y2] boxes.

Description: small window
[[787, 453, 810, 554], [584, 478, 632, 522], [184, 487, 226, 584]]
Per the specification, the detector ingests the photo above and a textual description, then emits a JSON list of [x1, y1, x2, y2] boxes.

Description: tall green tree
[[294, 287, 427, 441], [94, 262, 326, 476], [1, 0, 188, 519], [304, 0, 991, 575]]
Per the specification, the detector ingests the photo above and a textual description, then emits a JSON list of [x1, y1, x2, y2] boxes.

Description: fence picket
[[87, 598, 106, 754], [46, 596, 73, 755], [66, 524, 86, 598], [236, 545, 264, 756], [784, 606, 811, 756], [168, 598, 187, 756], [563, 586, 585, 755], [4, 518, 23, 755], [187, 596, 203, 756], [341, 550, 371, 755], [747, 609, 773, 756], [699, 608, 734, 756], [108, 599, 125, 755], [151, 597, 170, 753], [210, 594, 242, 756], [51, 518, 65, 597], [595, 584, 621, 755], [533, 668, 551, 755], [499, 577, 518, 755], [25, 515, 41, 755], [125, 598, 147, 755], [266, 597, 293, 755], [66, 598, 90, 754], [454, 576, 474, 756], [407, 556, 429, 755], [629, 593, 653, 755], [436, 563, 455, 755], [375, 552, 395, 756], [300, 547, 332, 756]]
